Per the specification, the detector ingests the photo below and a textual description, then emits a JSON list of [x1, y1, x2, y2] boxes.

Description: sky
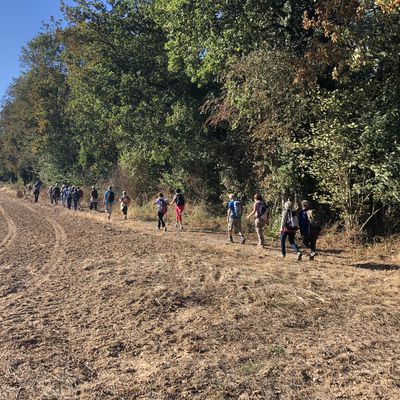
[[0, 0, 72, 101]]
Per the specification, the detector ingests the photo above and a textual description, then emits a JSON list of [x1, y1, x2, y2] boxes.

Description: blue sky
[[0, 0, 72, 101]]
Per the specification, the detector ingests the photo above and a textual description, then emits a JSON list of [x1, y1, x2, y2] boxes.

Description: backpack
[[108, 191, 115, 202], [160, 198, 168, 214], [307, 209, 322, 228], [176, 193, 185, 206], [257, 201, 269, 221], [233, 200, 243, 218], [286, 210, 299, 230]]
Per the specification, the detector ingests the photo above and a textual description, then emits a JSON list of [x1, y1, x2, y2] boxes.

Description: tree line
[[1, 0, 399, 235]]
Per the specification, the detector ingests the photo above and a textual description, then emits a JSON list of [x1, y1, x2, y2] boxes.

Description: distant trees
[[1, 0, 399, 233]]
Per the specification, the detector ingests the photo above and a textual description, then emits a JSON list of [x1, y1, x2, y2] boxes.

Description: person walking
[[77, 187, 84, 210], [104, 186, 115, 220], [226, 194, 245, 244], [61, 184, 66, 207], [72, 187, 80, 211], [120, 191, 131, 220], [170, 188, 185, 229], [280, 201, 302, 260], [48, 186, 54, 204], [66, 186, 73, 209], [154, 192, 168, 231], [299, 200, 321, 260], [32, 180, 42, 203], [52, 184, 61, 205], [247, 193, 269, 247], [90, 186, 99, 211]]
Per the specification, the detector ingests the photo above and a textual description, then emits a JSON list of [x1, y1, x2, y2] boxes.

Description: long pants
[[122, 205, 128, 217], [302, 228, 320, 253], [158, 211, 166, 229], [34, 191, 40, 202], [105, 202, 113, 218], [90, 201, 98, 210], [255, 218, 266, 246], [67, 198, 72, 209], [73, 199, 78, 210], [280, 231, 300, 257]]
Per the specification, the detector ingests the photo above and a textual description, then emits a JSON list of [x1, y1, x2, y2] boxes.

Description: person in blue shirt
[[104, 186, 115, 220], [226, 193, 245, 244]]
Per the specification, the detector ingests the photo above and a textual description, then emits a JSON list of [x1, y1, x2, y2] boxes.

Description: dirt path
[[0, 188, 399, 400]]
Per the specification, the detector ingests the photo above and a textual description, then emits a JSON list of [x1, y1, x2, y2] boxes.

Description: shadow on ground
[[352, 263, 400, 271]]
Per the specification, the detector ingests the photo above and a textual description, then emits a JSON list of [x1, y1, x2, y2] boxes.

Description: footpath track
[[0, 189, 399, 400]]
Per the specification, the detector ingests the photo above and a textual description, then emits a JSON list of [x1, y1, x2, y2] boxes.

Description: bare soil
[[0, 187, 399, 400]]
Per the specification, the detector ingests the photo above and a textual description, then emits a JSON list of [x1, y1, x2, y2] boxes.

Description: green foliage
[[1, 0, 400, 235]]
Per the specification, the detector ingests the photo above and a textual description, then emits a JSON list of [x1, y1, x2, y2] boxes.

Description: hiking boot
[[240, 237, 246, 245], [174, 223, 178, 228], [296, 252, 302, 261], [164, 226, 167, 232], [226, 237, 234, 243], [309, 251, 316, 261]]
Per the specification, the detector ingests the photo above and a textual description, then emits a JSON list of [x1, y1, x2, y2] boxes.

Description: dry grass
[[0, 186, 399, 399]]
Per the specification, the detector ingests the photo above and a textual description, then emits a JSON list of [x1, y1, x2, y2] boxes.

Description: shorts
[[228, 218, 242, 233]]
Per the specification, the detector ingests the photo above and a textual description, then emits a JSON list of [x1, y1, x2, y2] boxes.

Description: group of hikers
[[28, 180, 321, 260], [233, 194, 321, 261]]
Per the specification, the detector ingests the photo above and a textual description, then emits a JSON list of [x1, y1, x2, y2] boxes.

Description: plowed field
[[0, 187, 399, 400]]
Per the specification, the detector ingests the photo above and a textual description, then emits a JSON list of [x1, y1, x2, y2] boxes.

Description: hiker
[[90, 186, 99, 210], [120, 191, 131, 220], [72, 187, 80, 211], [247, 193, 269, 247], [104, 186, 115, 220], [280, 201, 302, 260], [61, 184, 66, 207], [47, 186, 53, 204], [299, 200, 321, 260], [66, 186, 73, 209], [170, 188, 185, 229], [32, 180, 42, 203], [52, 184, 61, 205], [226, 193, 245, 244], [77, 187, 84, 210], [154, 192, 168, 231]]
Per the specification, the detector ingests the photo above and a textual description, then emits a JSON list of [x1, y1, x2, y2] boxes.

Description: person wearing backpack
[[227, 193, 245, 244], [120, 191, 131, 220], [299, 200, 321, 260], [154, 192, 168, 231], [280, 201, 302, 260], [170, 188, 185, 229], [90, 186, 99, 211], [65, 185, 73, 209], [104, 186, 115, 220], [247, 193, 269, 247], [52, 184, 61, 205], [72, 187, 80, 211], [32, 180, 43, 203]]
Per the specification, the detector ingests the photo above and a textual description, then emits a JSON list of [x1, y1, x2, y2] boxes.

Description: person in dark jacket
[[299, 200, 320, 260], [72, 187, 80, 211], [90, 186, 99, 211], [280, 201, 302, 260]]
